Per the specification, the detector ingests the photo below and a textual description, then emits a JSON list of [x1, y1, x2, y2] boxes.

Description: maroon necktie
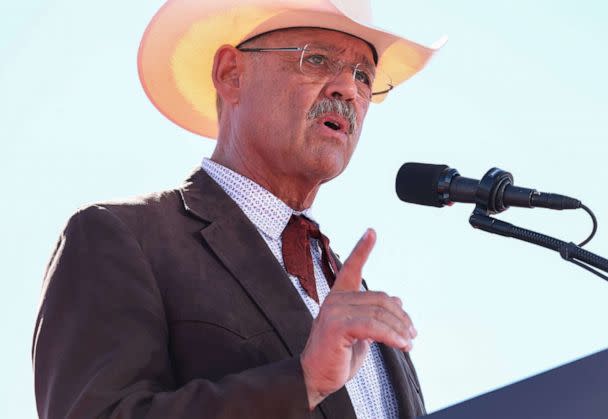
[[281, 215, 339, 303]]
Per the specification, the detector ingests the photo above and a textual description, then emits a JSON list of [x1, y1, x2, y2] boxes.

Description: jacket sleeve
[[32, 205, 311, 419]]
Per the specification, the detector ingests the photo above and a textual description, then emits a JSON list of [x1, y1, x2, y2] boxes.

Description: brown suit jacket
[[33, 168, 425, 418]]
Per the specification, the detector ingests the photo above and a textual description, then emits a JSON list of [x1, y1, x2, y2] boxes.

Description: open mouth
[[324, 120, 342, 131], [319, 114, 349, 134]]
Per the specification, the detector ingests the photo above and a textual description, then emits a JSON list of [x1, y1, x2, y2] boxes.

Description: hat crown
[[328, 0, 372, 23], [243, 0, 373, 24]]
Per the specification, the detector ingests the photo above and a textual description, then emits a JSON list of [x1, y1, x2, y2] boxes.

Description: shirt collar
[[201, 158, 315, 240]]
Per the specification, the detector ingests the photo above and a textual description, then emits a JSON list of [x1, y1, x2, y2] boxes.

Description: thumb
[[332, 229, 376, 292]]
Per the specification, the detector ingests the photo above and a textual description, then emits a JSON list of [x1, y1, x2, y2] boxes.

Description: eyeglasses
[[238, 43, 393, 101]]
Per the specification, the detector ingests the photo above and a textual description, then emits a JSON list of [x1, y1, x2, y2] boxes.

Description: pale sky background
[[1, 1, 607, 417]]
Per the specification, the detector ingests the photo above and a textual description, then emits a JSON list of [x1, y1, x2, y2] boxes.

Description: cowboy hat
[[138, 0, 446, 139]]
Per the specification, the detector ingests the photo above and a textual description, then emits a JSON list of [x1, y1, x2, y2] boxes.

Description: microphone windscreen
[[396, 162, 448, 207]]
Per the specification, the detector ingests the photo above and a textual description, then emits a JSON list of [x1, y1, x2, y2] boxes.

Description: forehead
[[247, 28, 376, 65]]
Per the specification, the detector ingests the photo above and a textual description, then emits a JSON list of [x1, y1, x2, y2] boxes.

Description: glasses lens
[[351, 67, 393, 100], [299, 46, 392, 101], [370, 69, 393, 99], [299, 47, 333, 78], [353, 64, 373, 100]]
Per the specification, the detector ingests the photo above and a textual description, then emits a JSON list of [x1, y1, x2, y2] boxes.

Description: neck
[[211, 143, 321, 212]]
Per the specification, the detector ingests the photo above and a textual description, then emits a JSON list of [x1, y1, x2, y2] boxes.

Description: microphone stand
[[466, 169, 608, 282], [470, 210, 608, 281]]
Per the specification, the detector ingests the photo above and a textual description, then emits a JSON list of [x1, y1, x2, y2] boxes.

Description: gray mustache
[[307, 98, 357, 134]]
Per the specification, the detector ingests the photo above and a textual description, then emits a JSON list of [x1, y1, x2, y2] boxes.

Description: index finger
[[332, 229, 376, 292]]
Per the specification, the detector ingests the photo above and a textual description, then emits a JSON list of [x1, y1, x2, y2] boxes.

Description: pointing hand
[[300, 229, 417, 410]]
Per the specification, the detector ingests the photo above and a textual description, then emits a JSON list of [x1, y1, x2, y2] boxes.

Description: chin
[[306, 155, 349, 182]]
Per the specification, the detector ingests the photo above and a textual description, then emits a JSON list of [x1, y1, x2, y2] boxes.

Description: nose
[[322, 69, 358, 101]]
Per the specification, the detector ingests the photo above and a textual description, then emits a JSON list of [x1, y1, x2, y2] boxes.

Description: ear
[[212, 45, 243, 106]]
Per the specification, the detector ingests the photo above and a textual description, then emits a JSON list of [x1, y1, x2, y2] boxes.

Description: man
[[33, 1, 444, 418]]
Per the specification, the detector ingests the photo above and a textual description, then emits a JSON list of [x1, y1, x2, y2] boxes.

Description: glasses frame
[[237, 44, 394, 98]]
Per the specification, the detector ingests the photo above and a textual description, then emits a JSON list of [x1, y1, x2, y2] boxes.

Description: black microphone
[[395, 162, 581, 213]]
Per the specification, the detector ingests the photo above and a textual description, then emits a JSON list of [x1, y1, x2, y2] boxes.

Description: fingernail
[[409, 325, 418, 338], [364, 228, 376, 240], [399, 338, 413, 351]]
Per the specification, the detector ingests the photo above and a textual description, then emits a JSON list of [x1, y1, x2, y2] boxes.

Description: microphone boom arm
[[469, 192, 608, 281]]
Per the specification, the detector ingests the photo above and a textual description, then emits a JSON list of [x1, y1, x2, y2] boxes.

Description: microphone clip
[[473, 167, 515, 215]]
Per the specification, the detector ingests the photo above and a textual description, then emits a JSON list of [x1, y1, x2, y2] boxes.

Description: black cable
[[470, 211, 608, 283], [568, 259, 608, 282], [578, 204, 598, 247]]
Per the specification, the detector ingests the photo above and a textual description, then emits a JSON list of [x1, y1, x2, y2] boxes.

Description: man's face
[[234, 28, 375, 186]]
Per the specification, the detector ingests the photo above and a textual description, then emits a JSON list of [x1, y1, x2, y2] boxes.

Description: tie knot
[[281, 214, 338, 303], [287, 215, 321, 239]]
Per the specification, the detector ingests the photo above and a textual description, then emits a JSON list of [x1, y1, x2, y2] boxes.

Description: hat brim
[[138, 0, 445, 139]]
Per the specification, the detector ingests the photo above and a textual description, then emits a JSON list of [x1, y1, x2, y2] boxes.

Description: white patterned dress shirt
[[202, 158, 399, 419]]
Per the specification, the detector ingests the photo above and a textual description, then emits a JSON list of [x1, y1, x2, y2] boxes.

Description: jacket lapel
[[180, 168, 311, 355], [179, 168, 356, 419], [378, 345, 426, 418]]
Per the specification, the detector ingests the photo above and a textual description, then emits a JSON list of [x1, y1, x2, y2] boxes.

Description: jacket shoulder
[[68, 187, 187, 231]]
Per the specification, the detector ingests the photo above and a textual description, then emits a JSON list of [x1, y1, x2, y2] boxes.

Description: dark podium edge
[[420, 347, 608, 419]]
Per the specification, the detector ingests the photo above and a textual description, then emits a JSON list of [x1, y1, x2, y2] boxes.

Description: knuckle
[[374, 291, 389, 300], [372, 306, 385, 319]]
